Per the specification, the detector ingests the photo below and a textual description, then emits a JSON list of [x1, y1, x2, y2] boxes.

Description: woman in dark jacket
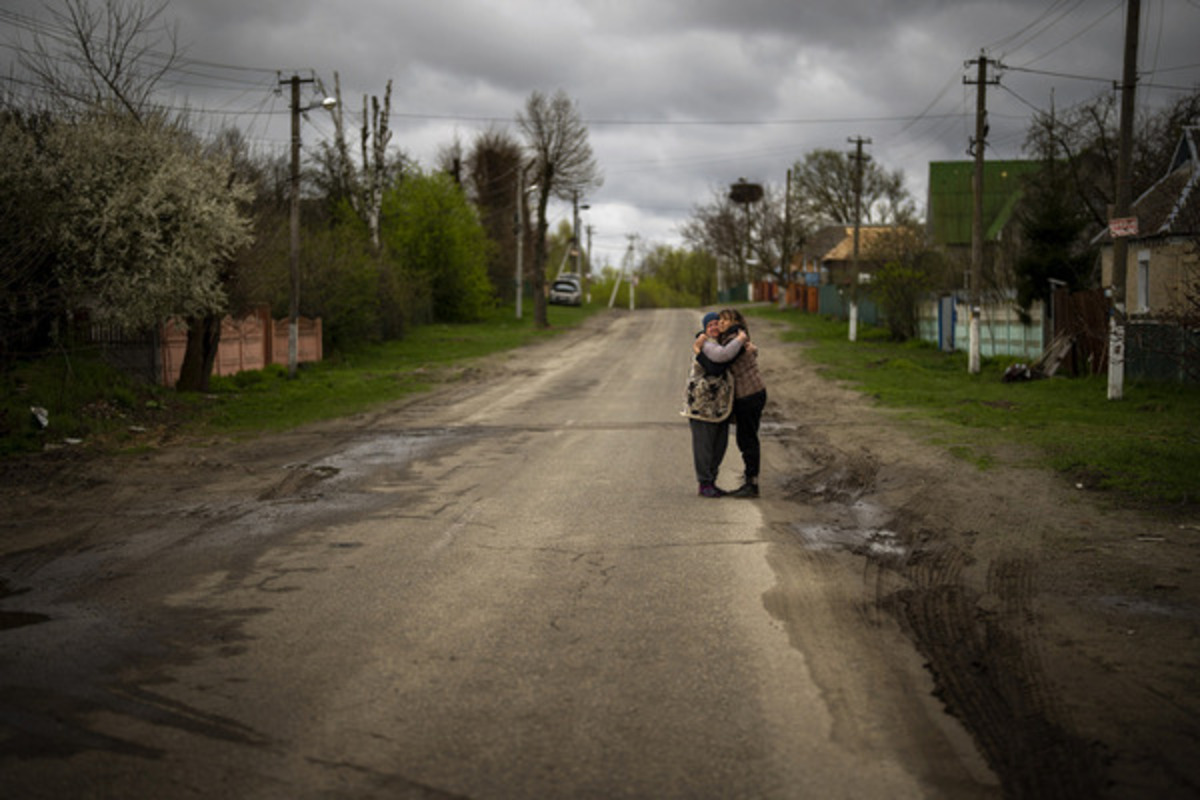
[[695, 308, 766, 498], [684, 312, 745, 497]]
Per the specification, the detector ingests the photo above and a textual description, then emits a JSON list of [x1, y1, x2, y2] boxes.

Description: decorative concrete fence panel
[[158, 308, 322, 387], [918, 295, 1044, 359]]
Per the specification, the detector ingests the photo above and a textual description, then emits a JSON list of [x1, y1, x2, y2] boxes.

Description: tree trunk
[[533, 164, 553, 329], [176, 314, 221, 392]]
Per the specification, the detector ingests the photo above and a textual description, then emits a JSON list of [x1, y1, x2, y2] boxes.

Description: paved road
[[0, 309, 997, 798]]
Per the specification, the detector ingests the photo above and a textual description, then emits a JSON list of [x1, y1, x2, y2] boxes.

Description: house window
[[1136, 250, 1150, 313]]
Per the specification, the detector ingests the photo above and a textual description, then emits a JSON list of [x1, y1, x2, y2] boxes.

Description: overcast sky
[[4, 0, 1200, 268]]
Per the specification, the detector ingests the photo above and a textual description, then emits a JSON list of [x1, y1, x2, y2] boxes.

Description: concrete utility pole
[[572, 191, 590, 297], [1108, 0, 1141, 401], [585, 224, 594, 301], [847, 136, 871, 343], [964, 51, 999, 375], [627, 234, 638, 311]]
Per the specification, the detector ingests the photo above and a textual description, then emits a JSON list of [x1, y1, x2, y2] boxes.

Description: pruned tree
[[465, 128, 525, 302], [323, 72, 395, 253], [18, 0, 179, 123], [516, 89, 603, 327]]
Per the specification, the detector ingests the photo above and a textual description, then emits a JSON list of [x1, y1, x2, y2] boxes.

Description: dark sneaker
[[728, 482, 759, 498], [698, 483, 726, 498]]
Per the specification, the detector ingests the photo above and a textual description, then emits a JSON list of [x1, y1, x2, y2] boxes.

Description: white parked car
[[549, 276, 582, 306]]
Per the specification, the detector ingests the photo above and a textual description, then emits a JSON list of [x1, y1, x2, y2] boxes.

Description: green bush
[[870, 262, 931, 341], [382, 172, 495, 324]]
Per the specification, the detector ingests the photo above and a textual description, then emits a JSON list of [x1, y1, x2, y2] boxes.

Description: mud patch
[[875, 550, 1105, 799], [257, 464, 340, 501]]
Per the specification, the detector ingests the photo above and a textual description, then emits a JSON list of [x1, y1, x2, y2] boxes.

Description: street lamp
[[283, 73, 336, 377]]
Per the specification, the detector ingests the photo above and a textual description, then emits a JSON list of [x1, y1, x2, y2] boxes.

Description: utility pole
[[782, 167, 793, 309], [847, 136, 871, 342], [627, 234, 638, 311], [585, 223, 594, 302], [1108, 0, 1141, 401], [572, 190, 580, 278], [965, 50, 999, 375], [610, 235, 638, 310], [283, 73, 315, 379], [514, 174, 525, 320]]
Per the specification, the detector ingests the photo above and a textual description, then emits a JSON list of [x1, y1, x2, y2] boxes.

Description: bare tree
[[681, 183, 806, 290], [18, 0, 179, 122], [790, 149, 913, 227], [516, 89, 603, 327]]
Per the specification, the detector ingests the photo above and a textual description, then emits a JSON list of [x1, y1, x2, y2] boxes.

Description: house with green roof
[[921, 160, 1045, 359], [926, 160, 1040, 291]]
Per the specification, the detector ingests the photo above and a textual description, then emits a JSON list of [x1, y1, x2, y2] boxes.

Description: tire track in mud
[[771, 414, 1105, 799]]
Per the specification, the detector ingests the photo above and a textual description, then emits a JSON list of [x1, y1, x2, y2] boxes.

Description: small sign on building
[[1108, 217, 1139, 238]]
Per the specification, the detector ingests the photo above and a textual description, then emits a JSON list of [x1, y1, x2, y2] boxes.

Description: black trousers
[[732, 389, 767, 480], [689, 417, 730, 485]]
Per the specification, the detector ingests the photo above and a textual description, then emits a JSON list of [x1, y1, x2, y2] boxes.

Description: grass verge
[[750, 307, 1200, 509], [1, 304, 596, 456]]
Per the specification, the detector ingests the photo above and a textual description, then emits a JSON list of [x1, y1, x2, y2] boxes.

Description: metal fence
[[90, 308, 323, 387], [1127, 319, 1200, 383]]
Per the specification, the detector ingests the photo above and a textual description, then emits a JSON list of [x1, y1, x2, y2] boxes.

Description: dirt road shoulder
[[753, 318, 1199, 799]]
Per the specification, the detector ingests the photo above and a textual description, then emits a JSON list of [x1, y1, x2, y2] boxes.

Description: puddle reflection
[[792, 523, 906, 559]]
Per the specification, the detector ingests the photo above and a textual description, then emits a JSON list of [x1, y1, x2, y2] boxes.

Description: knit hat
[[702, 312, 720, 327]]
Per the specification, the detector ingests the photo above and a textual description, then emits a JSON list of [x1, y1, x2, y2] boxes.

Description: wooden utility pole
[[965, 51, 999, 374], [283, 73, 314, 379], [847, 136, 871, 342], [514, 174, 525, 320], [1108, 0, 1141, 400]]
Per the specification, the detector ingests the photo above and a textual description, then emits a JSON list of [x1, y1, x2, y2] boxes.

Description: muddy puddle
[[790, 500, 906, 559]]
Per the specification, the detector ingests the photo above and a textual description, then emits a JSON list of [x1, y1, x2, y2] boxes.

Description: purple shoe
[[698, 482, 726, 498]]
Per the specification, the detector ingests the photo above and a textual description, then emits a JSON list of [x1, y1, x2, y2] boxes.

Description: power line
[[1002, 64, 1114, 84], [1013, 1, 1124, 69], [991, 0, 1088, 57]]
